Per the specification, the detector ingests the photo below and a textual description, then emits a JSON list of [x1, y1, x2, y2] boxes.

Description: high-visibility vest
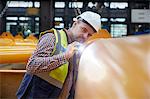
[[37, 28, 68, 88]]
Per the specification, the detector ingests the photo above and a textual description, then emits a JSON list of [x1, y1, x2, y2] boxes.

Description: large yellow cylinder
[[0, 46, 36, 64], [75, 35, 150, 99], [0, 38, 15, 46]]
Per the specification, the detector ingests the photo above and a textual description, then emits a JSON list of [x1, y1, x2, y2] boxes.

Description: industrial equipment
[[0, 30, 149, 99], [75, 35, 150, 99]]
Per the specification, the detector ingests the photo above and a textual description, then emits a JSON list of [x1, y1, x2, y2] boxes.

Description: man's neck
[[63, 28, 73, 44]]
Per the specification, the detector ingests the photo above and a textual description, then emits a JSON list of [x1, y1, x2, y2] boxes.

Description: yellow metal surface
[[87, 29, 111, 42], [14, 34, 24, 43], [0, 70, 26, 99], [0, 51, 32, 64], [0, 32, 14, 39], [25, 34, 38, 42], [0, 32, 38, 46], [75, 35, 150, 99], [0, 38, 15, 46], [0, 46, 36, 64], [14, 34, 24, 39], [0, 32, 37, 63], [16, 34, 38, 46]]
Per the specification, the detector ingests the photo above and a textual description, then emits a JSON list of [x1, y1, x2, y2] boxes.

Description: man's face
[[71, 21, 96, 43]]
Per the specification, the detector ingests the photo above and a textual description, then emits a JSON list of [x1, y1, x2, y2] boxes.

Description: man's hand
[[65, 42, 80, 60]]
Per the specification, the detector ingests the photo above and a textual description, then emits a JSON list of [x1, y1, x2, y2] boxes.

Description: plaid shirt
[[26, 33, 68, 74], [26, 32, 75, 98]]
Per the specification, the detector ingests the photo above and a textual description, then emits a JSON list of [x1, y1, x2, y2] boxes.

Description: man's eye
[[81, 27, 87, 33], [88, 34, 92, 37]]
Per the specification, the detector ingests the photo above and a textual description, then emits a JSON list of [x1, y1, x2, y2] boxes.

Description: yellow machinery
[[0, 32, 37, 99], [75, 35, 150, 99], [0, 70, 26, 99], [0, 32, 38, 46], [0, 46, 35, 63], [0, 32, 37, 64], [0, 32, 15, 46]]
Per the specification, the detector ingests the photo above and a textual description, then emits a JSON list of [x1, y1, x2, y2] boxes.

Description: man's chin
[[76, 39, 84, 43], [74, 36, 85, 43]]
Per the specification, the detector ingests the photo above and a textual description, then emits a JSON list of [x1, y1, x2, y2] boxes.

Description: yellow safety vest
[[38, 28, 68, 87]]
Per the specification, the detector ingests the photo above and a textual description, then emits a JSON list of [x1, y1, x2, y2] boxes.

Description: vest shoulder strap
[[39, 28, 67, 56], [39, 28, 58, 56], [39, 29, 54, 38]]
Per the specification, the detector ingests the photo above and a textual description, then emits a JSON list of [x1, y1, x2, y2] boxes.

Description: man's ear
[[72, 20, 79, 28], [72, 21, 77, 28]]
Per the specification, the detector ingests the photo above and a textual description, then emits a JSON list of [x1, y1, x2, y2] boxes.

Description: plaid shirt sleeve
[[26, 33, 68, 74]]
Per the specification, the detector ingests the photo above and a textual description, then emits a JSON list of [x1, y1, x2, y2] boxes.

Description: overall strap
[[53, 30, 66, 55], [53, 30, 61, 55]]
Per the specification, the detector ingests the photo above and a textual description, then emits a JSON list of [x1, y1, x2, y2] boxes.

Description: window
[[111, 24, 127, 37], [35, 23, 39, 34], [110, 2, 128, 9], [55, 2, 65, 8], [69, 2, 83, 8], [54, 23, 64, 29], [6, 16, 40, 35], [110, 18, 126, 22], [8, 1, 33, 7], [88, 2, 97, 8], [19, 17, 29, 21], [6, 17, 18, 20], [104, 2, 109, 7], [54, 17, 63, 21], [54, 17, 64, 29], [35, 17, 39, 21], [6, 22, 17, 32], [101, 18, 108, 22], [34, 2, 40, 8]]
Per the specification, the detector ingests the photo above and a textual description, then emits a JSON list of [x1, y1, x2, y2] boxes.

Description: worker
[[16, 11, 101, 99]]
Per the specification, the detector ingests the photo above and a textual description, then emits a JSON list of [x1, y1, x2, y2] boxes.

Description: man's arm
[[26, 33, 68, 74]]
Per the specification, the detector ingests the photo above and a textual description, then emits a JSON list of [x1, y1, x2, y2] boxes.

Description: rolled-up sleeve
[[26, 33, 68, 74]]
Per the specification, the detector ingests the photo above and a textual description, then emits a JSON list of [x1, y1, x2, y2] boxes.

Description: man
[[16, 11, 101, 99]]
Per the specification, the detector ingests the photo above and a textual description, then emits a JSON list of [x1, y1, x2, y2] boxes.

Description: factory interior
[[0, 0, 150, 99]]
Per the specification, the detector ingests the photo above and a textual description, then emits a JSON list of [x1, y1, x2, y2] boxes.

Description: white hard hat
[[76, 11, 101, 32]]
